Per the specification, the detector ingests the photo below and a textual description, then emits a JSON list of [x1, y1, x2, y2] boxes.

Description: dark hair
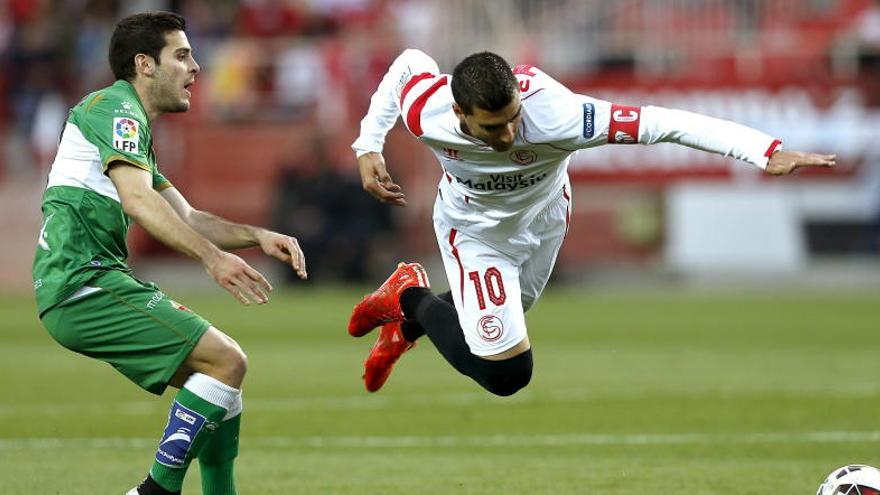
[[451, 52, 518, 115], [109, 11, 186, 81]]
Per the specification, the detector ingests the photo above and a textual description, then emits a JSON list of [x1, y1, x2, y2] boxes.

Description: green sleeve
[[153, 168, 173, 191], [75, 93, 152, 173]]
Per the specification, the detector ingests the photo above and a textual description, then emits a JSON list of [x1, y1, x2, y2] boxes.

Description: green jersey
[[33, 80, 172, 316]]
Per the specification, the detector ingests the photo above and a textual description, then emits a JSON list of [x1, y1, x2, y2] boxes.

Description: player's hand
[[358, 152, 407, 206], [256, 229, 307, 280], [766, 150, 836, 176], [204, 250, 273, 305]]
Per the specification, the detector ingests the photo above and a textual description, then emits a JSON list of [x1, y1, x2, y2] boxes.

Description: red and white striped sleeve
[[352, 49, 440, 157]]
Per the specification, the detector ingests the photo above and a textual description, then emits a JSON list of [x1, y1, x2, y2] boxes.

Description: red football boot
[[363, 321, 415, 392], [348, 262, 430, 337]]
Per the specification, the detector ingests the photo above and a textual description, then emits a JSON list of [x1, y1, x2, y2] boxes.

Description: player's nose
[[500, 125, 516, 144]]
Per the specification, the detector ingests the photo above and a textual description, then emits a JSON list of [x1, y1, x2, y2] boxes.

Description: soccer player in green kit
[[32, 12, 308, 495]]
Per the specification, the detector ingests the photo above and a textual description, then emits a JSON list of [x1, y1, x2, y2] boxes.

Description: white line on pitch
[[2, 386, 878, 417], [1, 431, 879, 451]]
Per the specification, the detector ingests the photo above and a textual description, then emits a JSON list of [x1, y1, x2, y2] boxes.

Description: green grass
[[1, 288, 878, 494]]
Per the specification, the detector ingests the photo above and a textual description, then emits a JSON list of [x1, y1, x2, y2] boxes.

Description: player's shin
[[199, 392, 242, 495], [399, 286, 472, 374], [148, 373, 239, 493]]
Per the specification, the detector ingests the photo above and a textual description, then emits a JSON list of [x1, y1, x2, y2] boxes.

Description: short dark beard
[[163, 99, 189, 113], [149, 79, 188, 115]]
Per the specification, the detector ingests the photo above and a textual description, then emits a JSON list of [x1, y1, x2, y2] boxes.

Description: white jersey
[[353, 49, 782, 242]]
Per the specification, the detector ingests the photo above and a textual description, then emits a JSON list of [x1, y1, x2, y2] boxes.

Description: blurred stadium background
[[1, 1, 879, 494], [2, 0, 880, 287]]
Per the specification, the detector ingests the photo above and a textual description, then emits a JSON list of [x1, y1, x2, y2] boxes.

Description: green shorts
[[40, 270, 212, 395]]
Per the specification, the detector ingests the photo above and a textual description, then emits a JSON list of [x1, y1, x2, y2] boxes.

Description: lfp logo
[[115, 118, 137, 138], [113, 117, 139, 153]]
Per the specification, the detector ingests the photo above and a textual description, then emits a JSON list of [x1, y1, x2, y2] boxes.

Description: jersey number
[[468, 268, 506, 310], [513, 64, 536, 93]]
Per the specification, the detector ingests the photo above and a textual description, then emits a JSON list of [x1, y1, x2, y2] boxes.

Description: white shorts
[[432, 186, 571, 356]]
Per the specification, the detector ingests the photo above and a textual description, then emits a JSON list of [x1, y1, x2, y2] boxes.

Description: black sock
[[137, 474, 180, 495], [400, 289, 453, 341], [400, 287, 532, 396]]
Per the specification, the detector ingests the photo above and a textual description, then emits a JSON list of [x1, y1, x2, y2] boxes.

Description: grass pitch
[[1, 287, 878, 494]]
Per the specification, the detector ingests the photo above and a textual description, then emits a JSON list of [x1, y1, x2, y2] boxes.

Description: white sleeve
[[520, 67, 782, 169], [639, 105, 781, 170], [546, 93, 783, 170], [351, 49, 440, 157]]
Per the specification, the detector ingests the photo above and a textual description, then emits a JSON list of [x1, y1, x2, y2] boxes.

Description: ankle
[[400, 287, 431, 318], [136, 474, 180, 495]]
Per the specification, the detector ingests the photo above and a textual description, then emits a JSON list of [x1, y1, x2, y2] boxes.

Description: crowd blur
[[2, 0, 410, 171], [5, 0, 879, 172], [2, 0, 879, 281]]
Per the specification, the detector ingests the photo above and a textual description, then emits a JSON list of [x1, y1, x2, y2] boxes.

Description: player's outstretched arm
[[160, 186, 307, 279], [358, 152, 407, 206], [765, 150, 837, 176], [109, 163, 274, 305], [623, 105, 835, 173], [352, 50, 438, 206]]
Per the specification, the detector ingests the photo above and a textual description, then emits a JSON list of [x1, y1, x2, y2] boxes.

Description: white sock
[[182, 372, 240, 412], [223, 392, 243, 421]]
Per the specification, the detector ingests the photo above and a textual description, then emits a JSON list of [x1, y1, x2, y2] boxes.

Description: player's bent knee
[[473, 350, 533, 397], [220, 344, 248, 382], [187, 328, 248, 387]]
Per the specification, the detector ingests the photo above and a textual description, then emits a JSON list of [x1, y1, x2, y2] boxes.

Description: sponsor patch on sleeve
[[112, 117, 139, 154], [582, 103, 595, 139]]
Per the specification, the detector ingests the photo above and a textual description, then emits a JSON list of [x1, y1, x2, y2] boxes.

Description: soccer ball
[[817, 465, 880, 495]]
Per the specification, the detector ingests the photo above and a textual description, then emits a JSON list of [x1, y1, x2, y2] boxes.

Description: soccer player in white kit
[[347, 49, 836, 395]]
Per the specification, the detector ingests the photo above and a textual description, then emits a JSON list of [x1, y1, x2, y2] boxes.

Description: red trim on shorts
[[399, 72, 434, 105], [562, 185, 571, 233], [449, 228, 464, 304], [764, 139, 782, 157], [406, 76, 448, 137]]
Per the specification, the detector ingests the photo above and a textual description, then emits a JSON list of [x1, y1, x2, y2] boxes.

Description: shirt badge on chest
[[509, 149, 537, 165]]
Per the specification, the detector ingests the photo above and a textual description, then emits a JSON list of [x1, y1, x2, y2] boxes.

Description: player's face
[[150, 30, 199, 113], [456, 94, 522, 152]]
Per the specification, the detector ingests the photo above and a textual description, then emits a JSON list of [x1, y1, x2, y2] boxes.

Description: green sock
[[150, 385, 231, 492], [199, 412, 241, 494]]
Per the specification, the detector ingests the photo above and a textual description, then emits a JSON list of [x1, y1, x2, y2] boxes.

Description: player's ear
[[452, 103, 464, 119], [134, 53, 156, 77]]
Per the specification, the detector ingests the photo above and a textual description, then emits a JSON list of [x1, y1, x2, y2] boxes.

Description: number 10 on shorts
[[468, 268, 506, 310]]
